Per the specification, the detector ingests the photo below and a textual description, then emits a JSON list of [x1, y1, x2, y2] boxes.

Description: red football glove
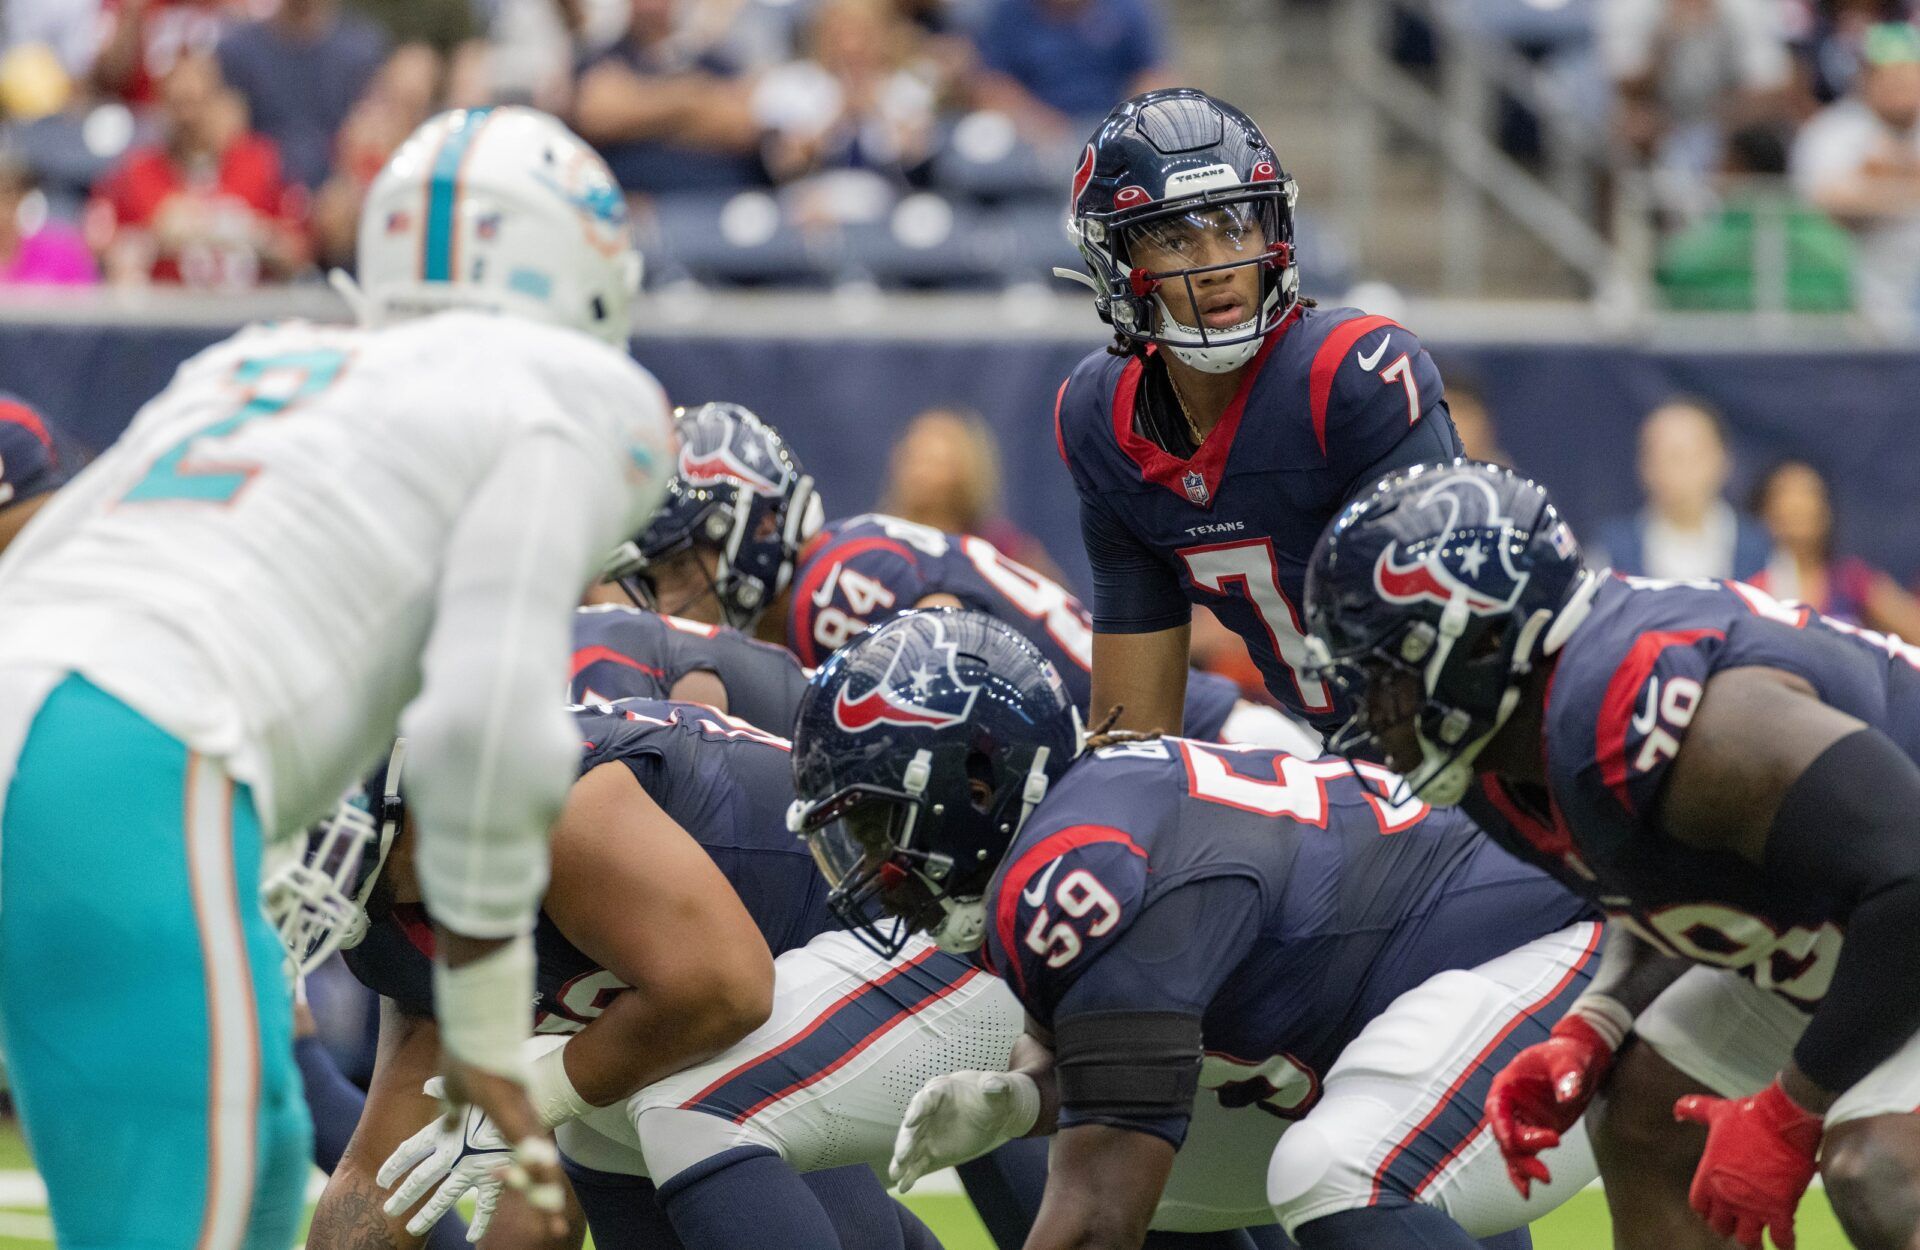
[[1673, 1080, 1823, 1250], [1486, 1013, 1615, 1199]]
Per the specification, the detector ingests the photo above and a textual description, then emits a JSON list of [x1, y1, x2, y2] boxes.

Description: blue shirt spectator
[[972, 0, 1170, 123], [216, 0, 388, 190], [1591, 398, 1773, 583]]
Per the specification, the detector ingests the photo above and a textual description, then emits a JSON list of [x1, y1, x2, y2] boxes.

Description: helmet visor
[[1125, 201, 1271, 275]]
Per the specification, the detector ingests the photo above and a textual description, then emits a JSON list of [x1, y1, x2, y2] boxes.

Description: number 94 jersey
[[787, 513, 1240, 740], [1461, 573, 1920, 1011], [982, 737, 1593, 1091]]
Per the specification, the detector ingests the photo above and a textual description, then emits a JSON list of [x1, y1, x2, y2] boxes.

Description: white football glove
[[378, 1078, 563, 1242], [889, 1070, 1041, 1193]]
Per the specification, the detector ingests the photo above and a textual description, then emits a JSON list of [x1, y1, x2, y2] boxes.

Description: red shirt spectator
[[89, 53, 306, 286], [91, 0, 247, 107]]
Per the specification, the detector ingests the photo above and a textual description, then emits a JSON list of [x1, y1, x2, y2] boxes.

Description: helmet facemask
[[1072, 181, 1299, 371], [614, 471, 823, 632]]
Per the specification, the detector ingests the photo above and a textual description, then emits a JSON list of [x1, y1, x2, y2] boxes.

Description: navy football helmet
[[788, 610, 1079, 957], [1061, 88, 1299, 373], [605, 403, 824, 630], [1303, 461, 1588, 805], [264, 743, 407, 978]]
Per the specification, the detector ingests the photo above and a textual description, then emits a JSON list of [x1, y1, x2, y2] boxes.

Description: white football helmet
[[353, 106, 642, 346]]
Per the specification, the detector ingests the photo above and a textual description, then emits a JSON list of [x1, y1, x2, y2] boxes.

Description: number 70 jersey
[[0, 312, 674, 835]]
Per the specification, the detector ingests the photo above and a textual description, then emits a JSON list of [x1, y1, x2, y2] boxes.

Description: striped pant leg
[[0, 675, 310, 1250], [1266, 922, 1604, 1240]]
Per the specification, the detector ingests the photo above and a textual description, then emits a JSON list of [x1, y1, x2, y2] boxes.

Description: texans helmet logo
[[832, 625, 982, 733], [679, 436, 784, 496], [1371, 475, 1527, 614]]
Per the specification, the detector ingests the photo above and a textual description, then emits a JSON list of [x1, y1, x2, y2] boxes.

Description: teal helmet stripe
[[421, 107, 496, 283]]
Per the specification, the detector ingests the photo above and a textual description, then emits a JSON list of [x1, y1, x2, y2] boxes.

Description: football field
[[0, 1121, 1856, 1250]]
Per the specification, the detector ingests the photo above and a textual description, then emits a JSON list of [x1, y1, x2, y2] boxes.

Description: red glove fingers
[[1485, 1013, 1616, 1198], [1673, 1080, 1823, 1250]]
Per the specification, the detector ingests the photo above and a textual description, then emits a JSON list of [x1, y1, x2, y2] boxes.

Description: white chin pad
[[1157, 299, 1263, 373]]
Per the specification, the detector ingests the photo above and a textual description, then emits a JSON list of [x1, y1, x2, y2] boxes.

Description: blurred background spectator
[[1660, 122, 1855, 310], [878, 407, 1063, 578], [87, 52, 305, 287], [0, 156, 97, 285], [1748, 457, 1920, 632], [970, 0, 1173, 144], [1601, 0, 1793, 179], [571, 0, 764, 194], [1793, 21, 1920, 326], [1434, 365, 1513, 466], [92, 0, 243, 110], [215, 0, 387, 190], [308, 43, 440, 270], [1592, 397, 1774, 580]]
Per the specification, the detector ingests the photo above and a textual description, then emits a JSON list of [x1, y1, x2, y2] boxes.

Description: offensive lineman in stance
[[0, 107, 673, 1247]]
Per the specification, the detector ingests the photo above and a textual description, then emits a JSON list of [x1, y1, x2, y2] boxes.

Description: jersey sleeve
[[787, 532, 932, 667], [0, 398, 59, 505], [1306, 315, 1453, 502], [987, 824, 1155, 1019], [1081, 490, 1189, 634], [570, 612, 673, 705], [1562, 624, 1723, 826], [1050, 876, 1265, 1146]]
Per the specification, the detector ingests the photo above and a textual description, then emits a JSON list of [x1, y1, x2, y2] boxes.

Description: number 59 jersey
[[982, 738, 1594, 1090], [0, 312, 675, 837], [1463, 573, 1920, 1010]]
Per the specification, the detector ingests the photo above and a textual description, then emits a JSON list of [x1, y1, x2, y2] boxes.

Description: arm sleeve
[[1322, 325, 1453, 502], [1082, 492, 1190, 634], [403, 429, 632, 938], [1051, 876, 1264, 1146], [1347, 404, 1464, 500]]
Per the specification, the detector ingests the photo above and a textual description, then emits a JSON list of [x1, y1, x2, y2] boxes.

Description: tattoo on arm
[[307, 1177, 404, 1250]]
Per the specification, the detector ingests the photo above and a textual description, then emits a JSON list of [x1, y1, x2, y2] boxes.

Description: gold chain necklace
[[1169, 374, 1205, 447]]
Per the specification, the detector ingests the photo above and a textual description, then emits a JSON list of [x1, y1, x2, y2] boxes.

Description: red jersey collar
[[1108, 308, 1300, 508]]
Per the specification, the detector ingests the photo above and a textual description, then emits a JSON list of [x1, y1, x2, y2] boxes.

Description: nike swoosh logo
[[1357, 334, 1391, 372], [812, 564, 842, 608], [1022, 859, 1062, 907]]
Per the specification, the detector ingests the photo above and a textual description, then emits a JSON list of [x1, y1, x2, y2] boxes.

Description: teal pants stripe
[[0, 675, 310, 1249]]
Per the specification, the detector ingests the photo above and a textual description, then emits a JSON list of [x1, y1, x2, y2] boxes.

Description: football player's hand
[[890, 1070, 1041, 1193], [1673, 1080, 1822, 1250], [441, 1057, 568, 1238], [378, 1078, 564, 1243], [1485, 1015, 1615, 1199]]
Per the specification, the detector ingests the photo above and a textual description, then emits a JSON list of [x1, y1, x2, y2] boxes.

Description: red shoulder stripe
[[1595, 628, 1722, 813], [992, 824, 1146, 999], [788, 534, 921, 667], [570, 645, 666, 681], [0, 399, 54, 460], [1307, 314, 1400, 457], [1052, 377, 1071, 466]]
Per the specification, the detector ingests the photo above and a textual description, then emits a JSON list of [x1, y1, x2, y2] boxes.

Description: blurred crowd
[[0, 0, 1174, 292], [1415, 0, 1920, 324]]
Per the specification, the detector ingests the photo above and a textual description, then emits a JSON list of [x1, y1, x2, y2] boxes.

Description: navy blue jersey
[[1462, 574, 1920, 1010], [1056, 307, 1460, 731], [344, 699, 832, 1025], [788, 514, 1241, 741], [571, 605, 811, 737], [0, 397, 58, 506], [982, 737, 1593, 1144]]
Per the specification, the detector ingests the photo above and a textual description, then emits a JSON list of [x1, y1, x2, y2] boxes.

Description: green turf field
[[0, 1120, 1854, 1248]]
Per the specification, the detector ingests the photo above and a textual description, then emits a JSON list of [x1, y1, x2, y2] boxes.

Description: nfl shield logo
[[1183, 469, 1209, 505], [477, 212, 502, 241]]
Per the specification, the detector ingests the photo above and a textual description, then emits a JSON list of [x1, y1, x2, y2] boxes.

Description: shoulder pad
[[987, 823, 1151, 1014]]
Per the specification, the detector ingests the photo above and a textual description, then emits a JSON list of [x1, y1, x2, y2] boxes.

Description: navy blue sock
[[894, 1200, 942, 1250], [799, 1164, 912, 1250], [956, 1137, 1050, 1249], [1294, 1204, 1482, 1249], [293, 1036, 364, 1174], [561, 1155, 684, 1250], [1476, 1231, 1531, 1249], [657, 1146, 843, 1250]]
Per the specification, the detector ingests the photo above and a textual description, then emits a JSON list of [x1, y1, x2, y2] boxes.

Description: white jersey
[[0, 312, 674, 934]]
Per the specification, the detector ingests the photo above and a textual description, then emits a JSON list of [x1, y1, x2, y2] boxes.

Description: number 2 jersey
[[788, 513, 1241, 741], [1461, 573, 1920, 1009], [0, 314, 675, 890], [1055, 307, 1461, 733], [346, 699, 834, 1027], [571, 604, 811, 736], [981, 737, 1594, 1145]]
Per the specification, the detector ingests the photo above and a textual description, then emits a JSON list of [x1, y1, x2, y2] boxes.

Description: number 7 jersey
[[0, 312, 675, 837]]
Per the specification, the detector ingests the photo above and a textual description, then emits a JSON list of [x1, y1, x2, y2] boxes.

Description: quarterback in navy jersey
[[790, 610, 1605, 1250], [300, 700, 1007, 1250], [0, 395, 61, 552], [1306, 461, 1920, 1250], [790, 512, 1316, 752], [571, 602, 810, 733], [1053, 89, 1460, 741]]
